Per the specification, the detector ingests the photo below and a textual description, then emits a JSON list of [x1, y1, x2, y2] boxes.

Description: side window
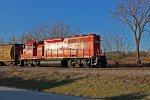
[[26, 45, 33, 50], [22, 45, 25, 49], [33, 46, 36, 49]]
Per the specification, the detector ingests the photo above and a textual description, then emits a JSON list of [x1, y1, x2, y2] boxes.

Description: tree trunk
[[136, 42, 142, 67]]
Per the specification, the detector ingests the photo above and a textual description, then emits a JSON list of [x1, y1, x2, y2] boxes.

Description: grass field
[[107, 57, 150, 67], [0, 66, 150, 100]]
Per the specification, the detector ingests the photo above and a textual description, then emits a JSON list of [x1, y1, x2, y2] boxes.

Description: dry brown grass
[[107, 57, 150, 67], [0, 66, 150, 99]]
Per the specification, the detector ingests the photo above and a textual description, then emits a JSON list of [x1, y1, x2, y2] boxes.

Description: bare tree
[[7, 34, 18, 44], [29, 23, 50, 40], [102, 33, 130, 66], [49, 21, 79, 38], [148, 50, 150, 57], [15, 21, 79, 44], [112, 0, 150, 66], [0, 37, 5, 45], [19, 33, 33, 44], [29, 21, 79, 40]]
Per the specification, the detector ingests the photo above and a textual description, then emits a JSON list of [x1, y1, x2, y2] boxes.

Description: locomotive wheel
[[68, 60, 72, 67], [10, 62, 15, 66], [84, 62, 90, 68], [3, 61, 15, 66], [67, 59, 76, 68], [3, 62, 10, 66], [61, 59, 68, 67], [24, 60, 30, 67], [32, 62, 39, 67], [82, 60, 91, 68], [79, 63, 84, 67], [33, 63, 38, 67]]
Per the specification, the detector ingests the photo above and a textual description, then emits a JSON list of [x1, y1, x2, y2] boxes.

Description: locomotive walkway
[[0, 86, 100, 100]]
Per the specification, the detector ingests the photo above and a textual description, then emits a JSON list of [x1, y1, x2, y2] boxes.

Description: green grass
[[0, 70, 150, 100]]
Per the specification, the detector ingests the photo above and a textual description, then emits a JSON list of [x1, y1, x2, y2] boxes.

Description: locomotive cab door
[[37, 45, 44, 58], [33, 45, 37, 56], [24, 41, 37, 58]]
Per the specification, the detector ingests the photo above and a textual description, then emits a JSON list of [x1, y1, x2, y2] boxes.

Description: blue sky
[[0, 0, 149, 50]]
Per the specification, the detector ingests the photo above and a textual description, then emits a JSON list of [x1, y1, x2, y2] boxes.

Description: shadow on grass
[[0, 77, 85, 92], [106, 92, 148, 100]]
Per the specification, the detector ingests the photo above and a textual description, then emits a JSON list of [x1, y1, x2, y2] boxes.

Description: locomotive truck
[[0, 34, 107, 67]]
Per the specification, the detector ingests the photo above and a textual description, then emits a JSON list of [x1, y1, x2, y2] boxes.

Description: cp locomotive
[[0, 34, 107, 67]]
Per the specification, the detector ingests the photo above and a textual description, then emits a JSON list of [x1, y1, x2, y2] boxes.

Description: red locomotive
[[21, 34, 107, 67]]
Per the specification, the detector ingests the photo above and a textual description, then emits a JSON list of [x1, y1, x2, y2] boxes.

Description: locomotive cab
[[21, 41, 45, 67], [22, 41, 37, 58]]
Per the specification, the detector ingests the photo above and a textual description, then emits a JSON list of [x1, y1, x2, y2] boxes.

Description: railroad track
[[69, 67, 150, 70], [1, 65, 150, 70], [41, 66, 150, 70]]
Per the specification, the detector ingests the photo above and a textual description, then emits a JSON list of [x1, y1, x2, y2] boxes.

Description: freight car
[[21, 34, 107, 67], [0, 44, 23, 66]]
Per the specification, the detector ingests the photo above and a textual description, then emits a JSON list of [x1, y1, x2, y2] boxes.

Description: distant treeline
[[106, 51, 150, 59]]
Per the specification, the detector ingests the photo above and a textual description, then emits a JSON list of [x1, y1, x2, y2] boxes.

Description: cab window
[[26, 45, 33, 50]]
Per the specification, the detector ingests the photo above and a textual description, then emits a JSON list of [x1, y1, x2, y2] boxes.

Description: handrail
[[21, 49, 93, 59]]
